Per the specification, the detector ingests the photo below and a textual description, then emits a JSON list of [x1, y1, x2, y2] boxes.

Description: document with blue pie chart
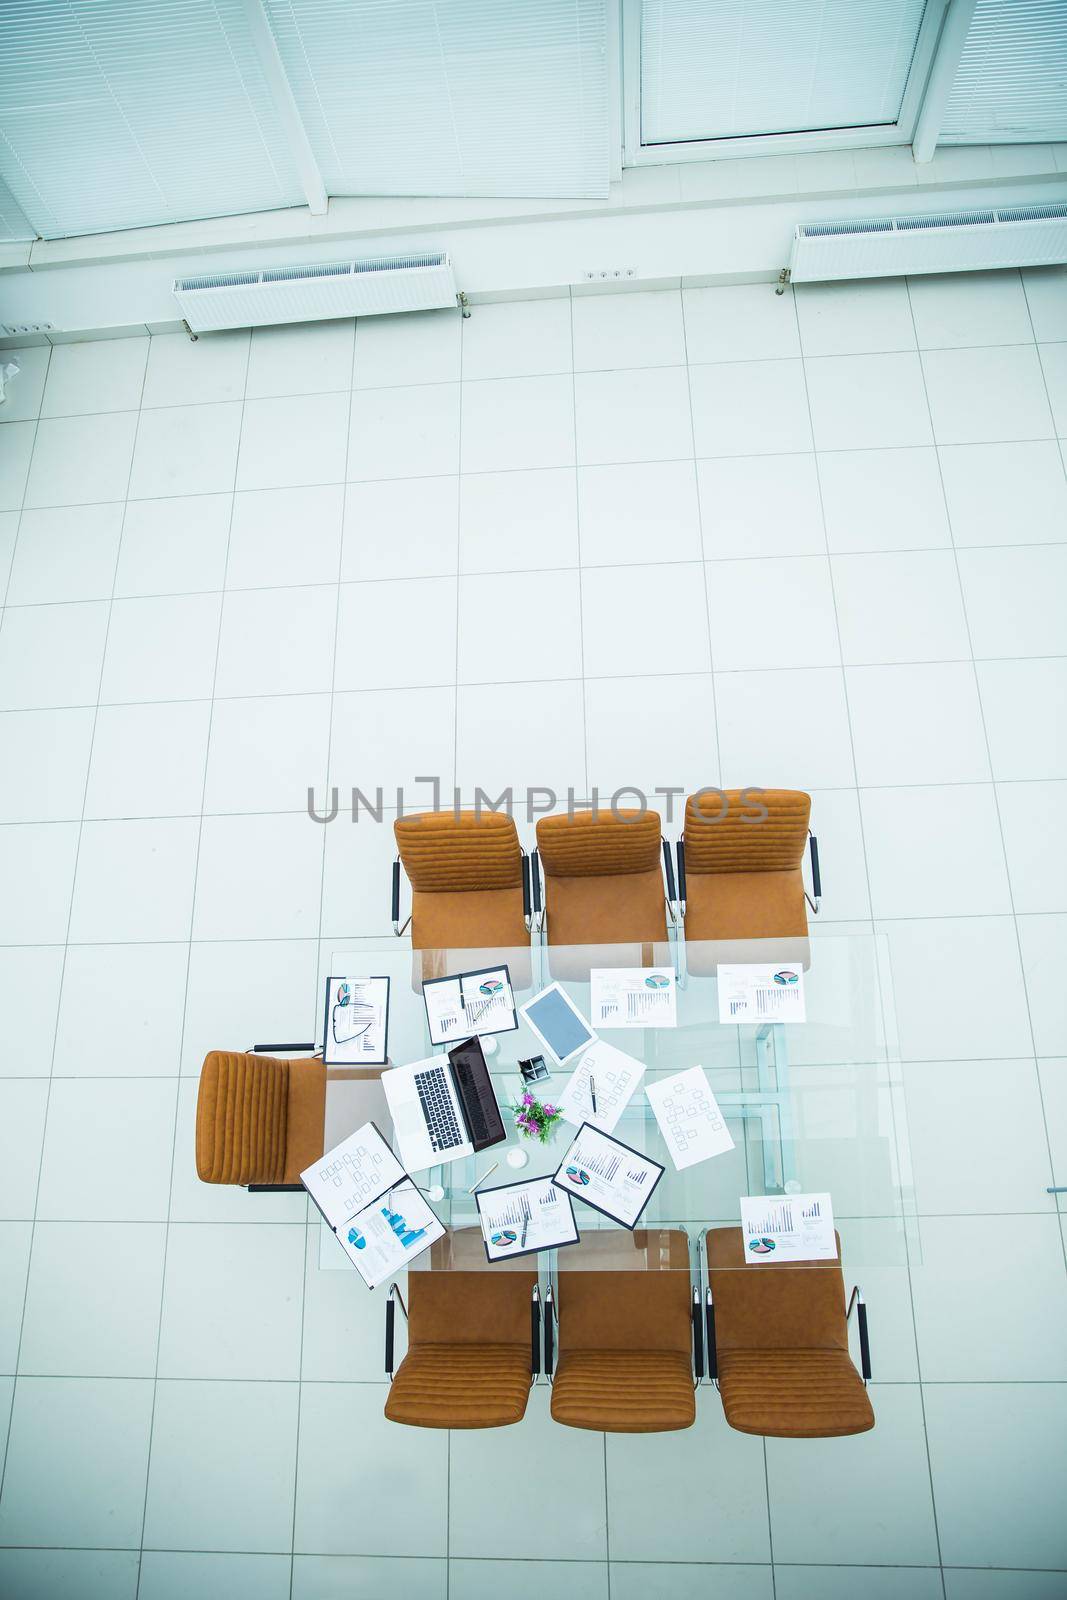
[[590, 967, 677, 1029], [553, 1124, 665, 1230], [475, 1176, 579, 1262], [423, 963, 518, 1045], [739, 1192, 836, 1265], [302, 1121, 444, 1289]]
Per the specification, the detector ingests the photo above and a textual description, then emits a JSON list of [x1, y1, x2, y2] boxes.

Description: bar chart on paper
[[739, 1192, 837, 1263]]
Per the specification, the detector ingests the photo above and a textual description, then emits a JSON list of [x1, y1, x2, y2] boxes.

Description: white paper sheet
[[590, 967, 677, 1029], [645, 1066, 735, 1170], [557, 1039, 646, 1134], [553, 1124, 664, 1229], [301, 1123, 405, 1232], [717, 963, 806, 1024], [323, 975, 389, 1065], [738, 1191, 837, 1264], [337, 1182, 444, 1288], [476, 1176, 579, 1261]]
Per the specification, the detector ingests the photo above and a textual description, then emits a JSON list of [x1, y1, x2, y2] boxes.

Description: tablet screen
[[524, 987, 595, 1061]]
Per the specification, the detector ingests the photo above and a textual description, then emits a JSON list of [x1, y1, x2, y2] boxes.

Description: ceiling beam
[[241, 0, 328, 214], [912, 0, 978, 164]]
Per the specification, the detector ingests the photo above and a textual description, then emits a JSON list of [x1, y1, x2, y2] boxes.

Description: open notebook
[[302, 1123, 443, 1289]]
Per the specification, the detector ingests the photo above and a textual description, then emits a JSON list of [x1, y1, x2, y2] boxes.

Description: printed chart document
[[590, 967, 677, 1029], [557, 1039, 646, 1135], [301, 1123, 443, 1288], [645, 1066, 735, 1171], [423, 964, 517, 1046], [718, 964, 806, 1025], [475, 1176, 579, 1262], [553, 1124, 664, 1229], [739, 1192, 837, 1264], [322, 975, 390, 1066]]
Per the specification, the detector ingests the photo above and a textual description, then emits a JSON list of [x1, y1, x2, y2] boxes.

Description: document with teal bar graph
[[301, 1122, 444, 1288], [738, 1191, 836, 1264], [338, 1182, 444, 1287], [552, 1123, 665, 1230]]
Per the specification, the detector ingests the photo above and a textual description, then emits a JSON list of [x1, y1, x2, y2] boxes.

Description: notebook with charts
[[301, 1122, 443, 1289], [423, 964, 518, 1046], [475, 1176, 580, 1263], [645, 1066, 735, 1171], [322, 975, 390, 1066], [553, 1124, 665, 1230], [717, 964, 806, 1024], [557, 1039, 646, 1135], [590, 967, 677, 1029], [739, 1192, 836, 1264]]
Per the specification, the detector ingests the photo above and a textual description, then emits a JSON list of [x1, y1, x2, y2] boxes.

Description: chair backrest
[[408, 1268, 537, 1347], [683, 789, 810, 876], [536, 809, 662, 879], [707, 1226, 848, 1354], [395, 811, 522, 893], [557, 1229, 692, 1356], [196, 1050, 288, 1185]]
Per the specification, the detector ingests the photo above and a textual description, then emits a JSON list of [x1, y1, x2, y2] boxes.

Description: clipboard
[[301, 1120, 443, 1288], [423, 962, 518, 1046], [474, 1175, 580, 1264], [551, 1122, 665, 1231], [322, 974, 390, 1067]]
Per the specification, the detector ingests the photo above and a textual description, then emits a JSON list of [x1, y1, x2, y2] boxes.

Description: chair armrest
[[544, 1284, 555, 1378], [391, 856, 411, 937], [847, 1285, 871, 1382], [531, 849, 543, 932], [662, 838, 680, 924], [531, 1286, 541, 1377], [385, 1281, 408, 1378], [705, 1288, 717, 1382], [806, 831, 821, 915], [250, 1042, 317, 1055], [522, 851, 532, 930], [692, 1284, 704, 1381], [676, 840, 686, 918]]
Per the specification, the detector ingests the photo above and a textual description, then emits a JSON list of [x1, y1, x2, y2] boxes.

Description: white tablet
[[519, 981, 597, 1064]]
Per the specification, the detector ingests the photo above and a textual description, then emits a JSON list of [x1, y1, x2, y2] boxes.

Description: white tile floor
[[0, 269, 1065, 1599]]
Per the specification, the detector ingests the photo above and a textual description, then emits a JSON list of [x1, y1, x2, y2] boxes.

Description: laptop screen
[[448, 1037, 505, 1151]]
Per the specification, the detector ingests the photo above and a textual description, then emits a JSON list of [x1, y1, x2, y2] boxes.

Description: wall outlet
[[2, 321, 55, 337], [582, 268, 636, 281]]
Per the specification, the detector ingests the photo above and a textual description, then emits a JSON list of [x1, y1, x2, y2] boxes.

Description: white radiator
[[789, 202, 1067, 283], [173, 251, 457, 332]]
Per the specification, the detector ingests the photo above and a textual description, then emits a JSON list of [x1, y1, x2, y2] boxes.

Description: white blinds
[[941, 0, 1067, 143], [640, 0, 929, 145], [0, 174, 35, 242], [263, 0, 611, 199], [0, 0, 305, 239]]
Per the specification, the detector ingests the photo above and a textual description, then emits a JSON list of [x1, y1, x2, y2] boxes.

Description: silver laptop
[[382, 1041, 505, 1172]]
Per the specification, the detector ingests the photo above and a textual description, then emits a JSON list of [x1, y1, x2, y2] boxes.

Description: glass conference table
[[318, 930, 916, 1281]]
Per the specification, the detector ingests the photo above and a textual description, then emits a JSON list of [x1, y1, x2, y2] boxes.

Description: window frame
[[621, 0, 950, 165]]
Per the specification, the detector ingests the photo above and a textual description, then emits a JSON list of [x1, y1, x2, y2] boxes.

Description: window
[[940, 0, 1067, 144], [630, 0, 940, 160]]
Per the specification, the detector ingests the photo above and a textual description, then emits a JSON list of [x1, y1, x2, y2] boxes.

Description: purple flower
[[522, 1092, 534, 1106], [543, 1105, 557, 1116]]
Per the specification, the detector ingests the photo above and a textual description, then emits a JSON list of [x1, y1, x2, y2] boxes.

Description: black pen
[[589, 1074, 597, 1115]]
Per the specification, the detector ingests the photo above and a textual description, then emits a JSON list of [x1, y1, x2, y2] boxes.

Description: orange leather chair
[[535, 809, 670, 947], [392, 811, 533, 950], [705, 1226, 873, 1438], [677, 788, 818, 947], [384, 1235, 540, 1429], [195, 1046, 326, 1191], [547, 1229, 699, 1433]]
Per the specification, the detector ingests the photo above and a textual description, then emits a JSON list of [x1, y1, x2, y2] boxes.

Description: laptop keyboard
[[414, 1066, 464, 1152]]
